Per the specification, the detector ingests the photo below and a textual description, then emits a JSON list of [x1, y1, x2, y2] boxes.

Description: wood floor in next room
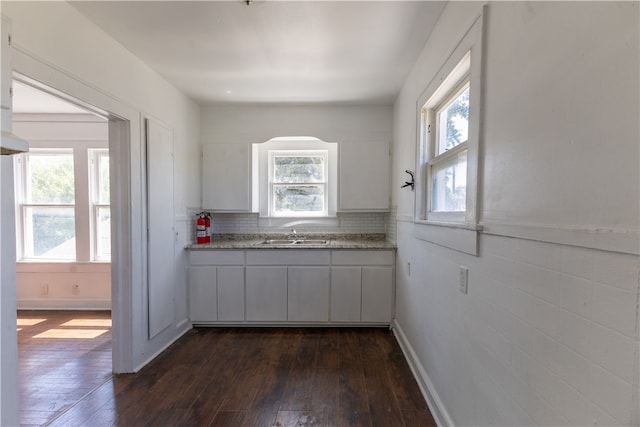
[[18, 310, 113, 426], [20, 312, 436, 426]]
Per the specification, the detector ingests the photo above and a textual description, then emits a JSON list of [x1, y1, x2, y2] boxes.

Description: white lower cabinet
[[189, 250, 245, 322], [288, 267, 330, 322], [331, 250, 395, 323], [217, 267, 245, 321], [330, 267, 362, 322], [361, 267, 393, 322], [245, 267, 287, 321], [188, 248, 394, 325], [189, 266, 245, 322], [188, 266, 217, 321], [330, 265, 393, 323]]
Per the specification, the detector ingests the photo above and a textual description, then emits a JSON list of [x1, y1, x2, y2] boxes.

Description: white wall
[[392, 2, 639, 426], [200, 104, 393, 223], [0, 14, 19, 426], [201, 104, 392, 146], [1, 0, 200, 384], [16, 263, 110, 310], [0, 155, 19, 426]]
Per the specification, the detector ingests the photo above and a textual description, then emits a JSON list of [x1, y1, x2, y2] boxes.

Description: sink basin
[[259, 239, 295, 245], [294, 239, 329, 245], [258, 239, 330, 246]]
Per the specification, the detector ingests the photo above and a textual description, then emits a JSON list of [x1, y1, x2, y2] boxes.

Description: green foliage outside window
[[28, 154, 75, 204], [274, 156, 325, 183]]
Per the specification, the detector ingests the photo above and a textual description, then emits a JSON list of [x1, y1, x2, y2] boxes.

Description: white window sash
[[92, 203, 111, 261], [19, 203, 76, 260], [433, 80, 470, 156], [268, 149, 329, 217]]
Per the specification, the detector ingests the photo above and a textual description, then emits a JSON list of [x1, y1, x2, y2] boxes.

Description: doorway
[[11, 77, 119, 425]]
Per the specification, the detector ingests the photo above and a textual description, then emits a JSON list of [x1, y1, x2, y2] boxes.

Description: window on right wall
[[416, 14, 483, 229], [422, 53, 470, 222]]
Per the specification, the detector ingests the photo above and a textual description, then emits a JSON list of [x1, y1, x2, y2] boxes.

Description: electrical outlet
[[459, 266, 468, 294], [72, 283, 80, 295]]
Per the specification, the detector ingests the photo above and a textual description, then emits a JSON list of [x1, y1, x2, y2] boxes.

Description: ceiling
[[69, 0, 446, 105]]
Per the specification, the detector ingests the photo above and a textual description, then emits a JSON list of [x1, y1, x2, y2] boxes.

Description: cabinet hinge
[[8, 34, 11, 46]]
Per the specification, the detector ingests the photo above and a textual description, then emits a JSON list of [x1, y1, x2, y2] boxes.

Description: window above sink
[[253, 137, 338, 219]]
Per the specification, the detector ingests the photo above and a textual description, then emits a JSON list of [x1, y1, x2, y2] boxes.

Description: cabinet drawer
[[331, 250, 394, 266], [246, 250, 330, 265], [190, 250, 244, 265]]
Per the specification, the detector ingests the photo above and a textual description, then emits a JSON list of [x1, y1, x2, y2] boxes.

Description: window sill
[[414, 219, 482, 231], [16, 261, 111, 274], [413, 219, 481, 256]]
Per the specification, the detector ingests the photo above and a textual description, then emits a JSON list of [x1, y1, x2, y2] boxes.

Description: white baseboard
[[176, 317, 190, 331], [17, 299, 111, 310], [391, 319, 454, 427], [133, 321, 192, 373]]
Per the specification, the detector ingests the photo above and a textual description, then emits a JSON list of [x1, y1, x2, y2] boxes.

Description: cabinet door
[[288, 267, 330, 322], [330, 267, 362, 322], [361, 267, 393, 323], [217, 267, 245, 321], [202, 144, 250, 211], [246, 267, 287, 321], [188, 267, 217, 321], [339, 142, 390, 210]]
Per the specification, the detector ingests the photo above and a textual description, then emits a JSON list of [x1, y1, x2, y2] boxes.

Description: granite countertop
[[186, 233, 396, 250]]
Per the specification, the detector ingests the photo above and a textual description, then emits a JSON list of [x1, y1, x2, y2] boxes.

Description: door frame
[[11, 64, 140, 373]]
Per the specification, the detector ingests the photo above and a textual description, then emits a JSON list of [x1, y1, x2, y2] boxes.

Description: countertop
[[186, 233, 396, 250]]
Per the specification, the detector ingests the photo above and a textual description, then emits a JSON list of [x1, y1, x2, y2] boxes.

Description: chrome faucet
[[287, 229, 305, 241]]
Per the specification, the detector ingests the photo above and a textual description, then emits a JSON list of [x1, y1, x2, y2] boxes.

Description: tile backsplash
[[187, 209, 397, 243]]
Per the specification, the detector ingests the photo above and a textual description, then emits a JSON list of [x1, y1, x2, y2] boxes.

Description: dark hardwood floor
[[20, 312, 435, 427], [17, 310, 113, 426]]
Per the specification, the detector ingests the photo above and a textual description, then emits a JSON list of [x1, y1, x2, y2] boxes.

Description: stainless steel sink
[[258, 239, 329, 246], [259, 239, 294, 245], [294, 239, 329, 245]]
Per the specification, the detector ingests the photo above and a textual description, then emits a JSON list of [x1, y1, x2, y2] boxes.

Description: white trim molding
[[481, 221, 639, 256], [414, 221, 480, 256], [392, 319, 455, 427], [415, 11, 484, 228], [17, 298, 110, 310]]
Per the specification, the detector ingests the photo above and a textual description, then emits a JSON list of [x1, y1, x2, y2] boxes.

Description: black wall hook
[[402, 170, 415, 191]]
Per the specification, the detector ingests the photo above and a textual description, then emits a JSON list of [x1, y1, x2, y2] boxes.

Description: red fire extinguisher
[[204, 212, 212, 243], [196, 213, 207, 244]]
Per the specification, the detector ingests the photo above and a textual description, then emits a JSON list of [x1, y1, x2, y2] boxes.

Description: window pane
[[437, 86, 469, 155], [273, 185, 325, 214], [431, 150, 467, 212], [24, 207, 76, 259], [274, 156, 325, 183], [96, 206, 111, 260], [97, 154, 110, 204], [27, 153, 75, 204]]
